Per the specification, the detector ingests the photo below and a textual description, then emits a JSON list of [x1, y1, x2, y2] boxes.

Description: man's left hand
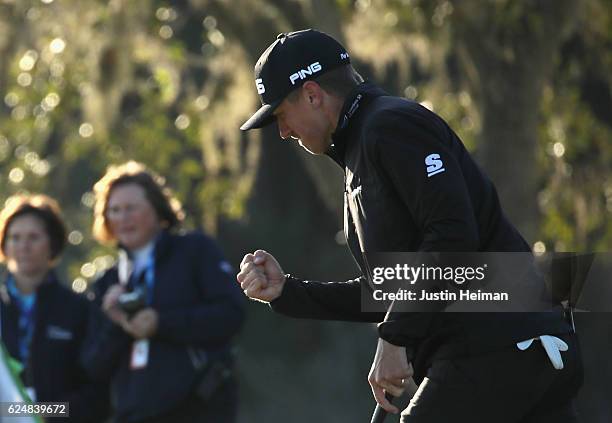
[[124, 308, 159, 339], [368, 338, 413, 414]]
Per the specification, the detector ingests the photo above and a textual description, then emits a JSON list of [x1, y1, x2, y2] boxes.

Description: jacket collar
[[1, 271, 59, 306], [117, 229, 173, 262], [152, 229, 173, 261], [326, 82, 388, 166]]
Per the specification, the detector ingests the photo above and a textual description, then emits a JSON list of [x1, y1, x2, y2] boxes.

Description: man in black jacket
[[238, 29, 582, 422]]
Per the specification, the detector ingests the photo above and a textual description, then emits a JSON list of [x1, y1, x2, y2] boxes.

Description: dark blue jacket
[[82, 230, 244, 423], [0, 272, 110, 423]]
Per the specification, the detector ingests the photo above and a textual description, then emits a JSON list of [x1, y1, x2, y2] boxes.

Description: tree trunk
[[452, 0, 580, 241]]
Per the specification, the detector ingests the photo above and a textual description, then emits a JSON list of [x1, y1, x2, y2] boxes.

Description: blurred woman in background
[[83, 161, 244, 423], [0, 194, 108, 422]]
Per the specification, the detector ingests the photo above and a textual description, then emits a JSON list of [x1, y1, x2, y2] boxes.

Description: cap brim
[[240, 99, 283, 131]]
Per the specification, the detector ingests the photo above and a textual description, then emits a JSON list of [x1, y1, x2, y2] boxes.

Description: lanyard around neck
[[6, 276, 37, 363], [133, 255, 155, 305]]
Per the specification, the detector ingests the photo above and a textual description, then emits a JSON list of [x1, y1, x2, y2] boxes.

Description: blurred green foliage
[[0, 0, 610, 421], [1, 0, 608, 284]]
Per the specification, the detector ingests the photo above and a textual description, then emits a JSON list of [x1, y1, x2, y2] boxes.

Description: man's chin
[[305, 147, 323, 155], [298, 140, 328, 155], [298, 140, 316, 155]]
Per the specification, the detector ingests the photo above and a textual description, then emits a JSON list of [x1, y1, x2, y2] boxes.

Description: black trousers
[[401, 333, 583, 423]]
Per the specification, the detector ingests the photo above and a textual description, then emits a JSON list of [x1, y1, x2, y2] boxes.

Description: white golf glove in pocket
[[516, 335, 569, 370]]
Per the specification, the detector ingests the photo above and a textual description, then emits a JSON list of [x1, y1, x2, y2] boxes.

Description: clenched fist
[[237, 249, 286, 302]]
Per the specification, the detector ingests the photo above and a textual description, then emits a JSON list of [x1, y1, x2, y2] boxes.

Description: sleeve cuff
[[269, 274, 299, 314], [377, 313, 433, 349]]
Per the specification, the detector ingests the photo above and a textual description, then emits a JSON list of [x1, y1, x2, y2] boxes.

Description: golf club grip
[[370, 392, 394, 423]]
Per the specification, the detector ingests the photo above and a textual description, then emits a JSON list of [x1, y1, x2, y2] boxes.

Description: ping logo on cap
[[241, 29, 352, 131], [289, 62, 322, 85]]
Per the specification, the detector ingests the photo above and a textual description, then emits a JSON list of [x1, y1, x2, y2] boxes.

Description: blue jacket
[[0, 272, 110, 423], [82, 230, 244, 423]]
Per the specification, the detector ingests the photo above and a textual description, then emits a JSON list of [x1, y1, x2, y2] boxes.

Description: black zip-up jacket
[[1, 272, 109, 423], [271, 83, 571, 381], [82, 230, 245, 423]]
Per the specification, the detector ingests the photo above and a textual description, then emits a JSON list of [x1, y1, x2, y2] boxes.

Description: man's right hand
[[237, 250, 286, 303]]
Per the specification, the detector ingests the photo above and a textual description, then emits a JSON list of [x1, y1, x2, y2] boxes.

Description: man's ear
[[302, 81, 323, 107]]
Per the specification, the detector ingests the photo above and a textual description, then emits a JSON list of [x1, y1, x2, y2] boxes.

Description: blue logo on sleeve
[[425, 153, 445, 177]]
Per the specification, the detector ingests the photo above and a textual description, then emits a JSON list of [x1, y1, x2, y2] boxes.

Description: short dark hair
[[287, 64, 364, 102], [93, 161, 184, 243], [0, 194, 67, 261]]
